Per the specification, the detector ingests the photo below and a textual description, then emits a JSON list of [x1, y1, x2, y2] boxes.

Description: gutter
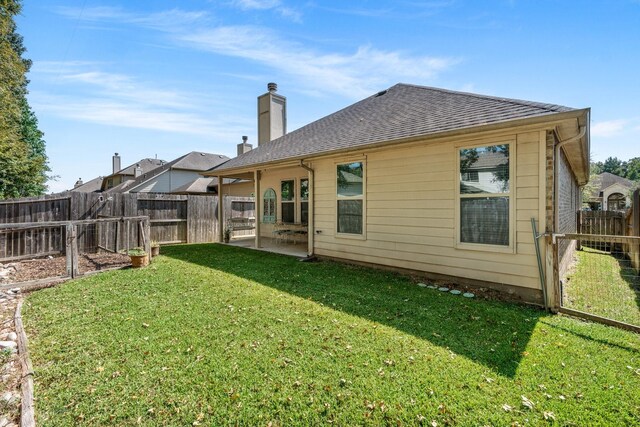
[[299, 160, 314, 257]]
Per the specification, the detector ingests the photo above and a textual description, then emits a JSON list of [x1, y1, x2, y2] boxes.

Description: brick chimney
[[257, 82, 286, 146], [112, 153, 121, 174], [237, 135, 253, 156]]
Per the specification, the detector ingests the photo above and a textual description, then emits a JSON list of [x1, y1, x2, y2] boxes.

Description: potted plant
[[223, 222, 232, 243], [150, 241, 160, 257], [128, 247, 149, 268]]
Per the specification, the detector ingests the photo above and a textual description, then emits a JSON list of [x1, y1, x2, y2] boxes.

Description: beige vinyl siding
[[312, 130, 543, 290]]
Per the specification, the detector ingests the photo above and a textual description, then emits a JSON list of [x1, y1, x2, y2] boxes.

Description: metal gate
[[556, 232, 640, 333]]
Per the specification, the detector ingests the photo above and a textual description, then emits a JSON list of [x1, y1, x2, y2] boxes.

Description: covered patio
[[212, 161, 314, 259]]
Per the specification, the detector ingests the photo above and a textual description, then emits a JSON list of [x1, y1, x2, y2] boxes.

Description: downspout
[[299, 160, 314, 257]]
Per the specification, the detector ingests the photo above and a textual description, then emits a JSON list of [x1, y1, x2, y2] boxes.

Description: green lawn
[[24, 244, 640, 426], [564, 246, 640, 326]]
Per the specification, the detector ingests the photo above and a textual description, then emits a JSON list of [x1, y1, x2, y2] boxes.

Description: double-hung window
[[457, 143, 512, 249], [336, 161, 364, 235], [281, 180, 295, 223]]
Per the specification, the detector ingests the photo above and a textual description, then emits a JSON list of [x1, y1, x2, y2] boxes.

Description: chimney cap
[[267, 82, 277, 92], [242, 135, 248, 142]]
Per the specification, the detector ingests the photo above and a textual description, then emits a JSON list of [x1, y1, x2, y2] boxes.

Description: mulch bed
[[0, 253, 131, 285]]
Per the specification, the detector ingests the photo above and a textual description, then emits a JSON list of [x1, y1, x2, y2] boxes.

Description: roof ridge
[[394, 83, 573, 113]]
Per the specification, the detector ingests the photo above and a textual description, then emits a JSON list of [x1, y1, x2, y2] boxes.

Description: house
[[71, 176, 104, 193], [205, 83, 590, 307], [587, 172, 636, 211], [101, 154, 166, 192], [116, 151, 252, 195], [72, 151, 253, 196]]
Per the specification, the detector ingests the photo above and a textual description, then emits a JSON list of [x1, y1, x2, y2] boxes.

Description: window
[[337, 162, 364, 235], [263, 188, 276, 223], [458, 144, 511, 247], [281, 180, 295, 223], [300, 178, 309, 225], [461, 171, 479, 182]]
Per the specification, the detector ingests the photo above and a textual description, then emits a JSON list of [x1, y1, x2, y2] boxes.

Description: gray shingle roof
[[115, 158, 166, 177], [594, 172, 634, 191], [70, 176, 103, 193], [172, 152, 229, 171], [212, 83, 576, 172]]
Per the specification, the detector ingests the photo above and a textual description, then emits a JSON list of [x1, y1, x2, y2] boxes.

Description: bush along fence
[[0, 192, 252, 261]]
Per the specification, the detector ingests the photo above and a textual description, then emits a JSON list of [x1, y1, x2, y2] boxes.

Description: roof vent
[[200, 153, 205, 156], [375, 90, 388, 97], [267, 82, 277, 92]]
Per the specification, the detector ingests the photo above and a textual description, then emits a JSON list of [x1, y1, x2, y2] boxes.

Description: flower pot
[[130, 254, 149, 268], [151, 246, 160, 257]]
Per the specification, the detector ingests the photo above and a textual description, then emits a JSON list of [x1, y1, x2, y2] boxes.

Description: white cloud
[[56, 6, 209, 31], [52, 8, 457, 99], [591, 119, 628, 137], [179, 25, 457, 99], [230, 0, 302, 22], [31, 62, 251, 138]]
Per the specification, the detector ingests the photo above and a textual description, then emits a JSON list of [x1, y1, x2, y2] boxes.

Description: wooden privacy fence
[[578, 210, 627, 236], [0, 192, 254, 261], [0, 216, 150, 278], [575, 188, 640, 272]]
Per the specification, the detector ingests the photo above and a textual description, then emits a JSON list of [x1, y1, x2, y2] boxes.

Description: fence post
[[65, 222, 79, 278], [144, 218, 151, 257]]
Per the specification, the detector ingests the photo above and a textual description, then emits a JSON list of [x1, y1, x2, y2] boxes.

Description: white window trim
[[280, 178, 296, 223], [454, 138, 516, 254], [335, 159, 366, 240]]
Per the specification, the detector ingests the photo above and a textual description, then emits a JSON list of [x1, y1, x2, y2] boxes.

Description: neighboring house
[[120, 151, 243, 194], [101, 154, 166, 192], [72, 151, 253, 195], [587, 172, 636, 211], [207, 83, 590, 308], [71, 176, 104, 193]]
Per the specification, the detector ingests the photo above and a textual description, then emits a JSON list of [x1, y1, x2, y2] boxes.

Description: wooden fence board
[[0, 192, 231, 259]]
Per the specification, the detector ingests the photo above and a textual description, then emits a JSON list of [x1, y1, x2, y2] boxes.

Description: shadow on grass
[[615, 253, 640, 315], [162, 243, 546, 378]]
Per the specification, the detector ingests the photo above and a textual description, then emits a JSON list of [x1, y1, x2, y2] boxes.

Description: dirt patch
[[0, 252, 131, 285]]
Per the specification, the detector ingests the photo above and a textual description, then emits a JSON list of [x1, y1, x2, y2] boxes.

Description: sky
[[15, 0, 640, 193]]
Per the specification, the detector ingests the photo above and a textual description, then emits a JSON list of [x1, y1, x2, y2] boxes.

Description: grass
[[23, 244, 640, 426], [564, 246, 640, 325]]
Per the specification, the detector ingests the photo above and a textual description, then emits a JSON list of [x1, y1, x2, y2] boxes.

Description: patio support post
[[217, 175, 224, 243], [254, 170, 261, 249], [300, 160, 314, 257]]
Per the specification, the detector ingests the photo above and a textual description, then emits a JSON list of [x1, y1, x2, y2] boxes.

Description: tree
[[625, 157, 640, 182], [0, 0, 49, 199], [601, 157, 626, 177]]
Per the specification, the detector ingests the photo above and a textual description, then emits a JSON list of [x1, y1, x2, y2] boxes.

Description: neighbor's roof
[[70, 176, 103, 193], [594, 172, 634, 191], [112, 158, 166, 177], [172, 152, 229, 171], [121, 151, 229, 193], [170, 177, 246, 194], [171, 177, 218, 194], [211, 83, 579, 172]]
